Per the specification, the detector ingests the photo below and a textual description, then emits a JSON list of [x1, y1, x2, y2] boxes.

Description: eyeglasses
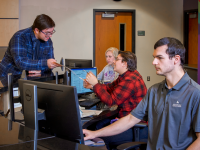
[[40, 30, 56, 36], [116, 58, 122, 61]]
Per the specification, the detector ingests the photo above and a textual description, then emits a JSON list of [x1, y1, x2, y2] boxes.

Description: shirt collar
[[30, 27, 38, 42], [162, 72, 190, 91], [118, 70, 132, 79]]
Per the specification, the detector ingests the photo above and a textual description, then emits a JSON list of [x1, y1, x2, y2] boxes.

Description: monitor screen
[[65, 59, 92, 68], [18, 79, 84, 144], [70, 68, 97, 94]]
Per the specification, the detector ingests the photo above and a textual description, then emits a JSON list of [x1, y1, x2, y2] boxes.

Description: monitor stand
[[63, 70, 70, 85], [23, 83, 38, 130], [7, 73, 15, 121], [4, 74, 23, 122]]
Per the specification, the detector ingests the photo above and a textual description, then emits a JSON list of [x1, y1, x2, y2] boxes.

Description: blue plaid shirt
[[0, 27, 54, 77]]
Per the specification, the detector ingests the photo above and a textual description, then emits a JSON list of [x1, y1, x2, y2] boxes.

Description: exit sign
[[138, 31, 145, 36]]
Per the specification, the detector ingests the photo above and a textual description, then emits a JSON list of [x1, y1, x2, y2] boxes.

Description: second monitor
[[18, 79, 84, 144], [70, 68, 97, 95], [65, 59, 92, 68]]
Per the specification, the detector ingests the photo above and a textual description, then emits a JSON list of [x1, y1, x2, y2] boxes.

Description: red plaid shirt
[[93, 70, 147, 118]]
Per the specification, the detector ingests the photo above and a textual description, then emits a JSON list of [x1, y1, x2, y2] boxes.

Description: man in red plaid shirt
[[84, 51, 147, 149]]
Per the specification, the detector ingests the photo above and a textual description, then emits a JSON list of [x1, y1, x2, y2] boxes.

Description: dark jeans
[[96, 118, 134, 150]]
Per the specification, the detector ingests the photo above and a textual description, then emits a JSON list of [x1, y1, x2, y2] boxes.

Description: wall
[[19, 0, 183, 88], [184, 0, 198, 10]]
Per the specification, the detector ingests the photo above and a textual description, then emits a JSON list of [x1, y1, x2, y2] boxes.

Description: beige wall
[[0, 0, 19, 46], [19, 0, 183, 88]]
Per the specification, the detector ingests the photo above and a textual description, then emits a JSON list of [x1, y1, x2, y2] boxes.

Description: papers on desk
[[78, 98, 87, 102], [81, 109, 102, 118], [84, 140, 95, 145], [13, 87, 19, 96], [14, 102, 22, 108], [14, 103, 22, 112], [79, 106, 102, 118], [85, 138, 105, 146]]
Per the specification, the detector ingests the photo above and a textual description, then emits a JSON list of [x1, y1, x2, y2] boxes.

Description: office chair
[[117, 122, 148, 150]]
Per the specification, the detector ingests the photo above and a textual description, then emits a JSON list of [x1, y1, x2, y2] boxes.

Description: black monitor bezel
[[65, 59, 92, 68], [69, 67, 97, 95], [18, 79, 84, 144]]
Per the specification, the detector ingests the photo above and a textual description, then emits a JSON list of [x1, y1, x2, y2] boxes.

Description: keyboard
[[79, 98, 101, 108]]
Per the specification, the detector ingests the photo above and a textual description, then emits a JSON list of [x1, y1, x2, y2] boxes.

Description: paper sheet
[[80, 109, 102, 118]]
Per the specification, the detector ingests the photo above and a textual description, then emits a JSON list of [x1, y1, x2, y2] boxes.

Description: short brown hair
[[32, 14, 55, 31], [154, 37, 185, 67], [119, 51, 137, 71]]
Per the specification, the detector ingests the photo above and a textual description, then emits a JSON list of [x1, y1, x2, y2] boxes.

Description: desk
[[0, 137, 100, 150], [0, 72, 108, 149], [0, 116, 54, 146], [0, 116, 102, 150]]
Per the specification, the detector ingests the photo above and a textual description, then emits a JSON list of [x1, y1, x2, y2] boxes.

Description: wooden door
[[95, 12, 132, 73], [188, 12, 198, 64]]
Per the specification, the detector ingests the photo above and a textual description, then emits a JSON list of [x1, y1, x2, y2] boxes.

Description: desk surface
[[0, 116, 102, 150], [0, 116, 54, 146], [0, 137, 99, 150]]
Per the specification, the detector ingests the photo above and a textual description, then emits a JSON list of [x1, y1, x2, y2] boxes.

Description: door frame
[[183, 9, 198, 64], [93, 9, 136, 67]]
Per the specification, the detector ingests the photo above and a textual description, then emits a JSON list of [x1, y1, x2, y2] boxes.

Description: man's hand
[[28, 74, 41, 77], [28, 70, 41, 77], [28, 70, 41, 74], [83, 129, 97, 141], [83, 79, 93, 89], [86, 72, 98, 86], [47, 59, 58, 69]]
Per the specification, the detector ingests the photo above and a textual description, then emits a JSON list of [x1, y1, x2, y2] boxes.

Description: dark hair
[[32, 14, 55, 31], [154, 37, 186, 66], [118, 51, 137, 71]]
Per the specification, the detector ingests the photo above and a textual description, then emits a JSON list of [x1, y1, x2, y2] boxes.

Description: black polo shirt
[[131, 73, 200, 150]]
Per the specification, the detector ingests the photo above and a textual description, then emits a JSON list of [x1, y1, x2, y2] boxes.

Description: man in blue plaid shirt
[[0, 14, 60, 77]]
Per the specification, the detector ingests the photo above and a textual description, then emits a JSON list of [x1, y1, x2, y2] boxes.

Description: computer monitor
[[18, 79, 84, 144], [65, 59, 92, 68], [70, 67, 97, 95]]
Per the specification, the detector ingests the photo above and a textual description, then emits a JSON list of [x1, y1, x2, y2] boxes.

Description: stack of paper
[[80, 109, 102, 118], [84, 138, 105, 146]]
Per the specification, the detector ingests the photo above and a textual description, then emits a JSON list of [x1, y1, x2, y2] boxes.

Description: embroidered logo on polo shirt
[[172, 101, 181, 107]]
